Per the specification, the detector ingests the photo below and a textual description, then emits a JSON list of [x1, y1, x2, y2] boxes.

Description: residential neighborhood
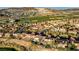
[[0, 7, 79, 51]]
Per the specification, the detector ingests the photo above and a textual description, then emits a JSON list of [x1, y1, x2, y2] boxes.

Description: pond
[[0, 47, 17, 51]]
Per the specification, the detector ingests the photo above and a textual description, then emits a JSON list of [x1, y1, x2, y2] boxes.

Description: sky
[[0, 0, 79, 7]]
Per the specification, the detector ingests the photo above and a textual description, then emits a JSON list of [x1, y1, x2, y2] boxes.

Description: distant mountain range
[[0, 7, 78, 10], [0, 7, 63, 18], [0, 7, 79, 19]]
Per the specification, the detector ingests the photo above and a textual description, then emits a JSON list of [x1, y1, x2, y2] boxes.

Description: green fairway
[[0, 47, 17, 51]]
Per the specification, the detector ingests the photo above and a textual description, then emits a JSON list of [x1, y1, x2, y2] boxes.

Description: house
[[4, 33, 11, 38], [33, 38, 40, 43], [0, 33, 3, 38]]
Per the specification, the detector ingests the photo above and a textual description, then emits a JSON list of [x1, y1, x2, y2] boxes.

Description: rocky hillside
[[63, 8, 79, 11], [63, 8, 79, 14], [1, 7, 79, 20], [0, 7, 63, 19]]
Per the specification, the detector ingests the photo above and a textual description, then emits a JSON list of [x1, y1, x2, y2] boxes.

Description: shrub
[[45, 44, 51, 48]]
